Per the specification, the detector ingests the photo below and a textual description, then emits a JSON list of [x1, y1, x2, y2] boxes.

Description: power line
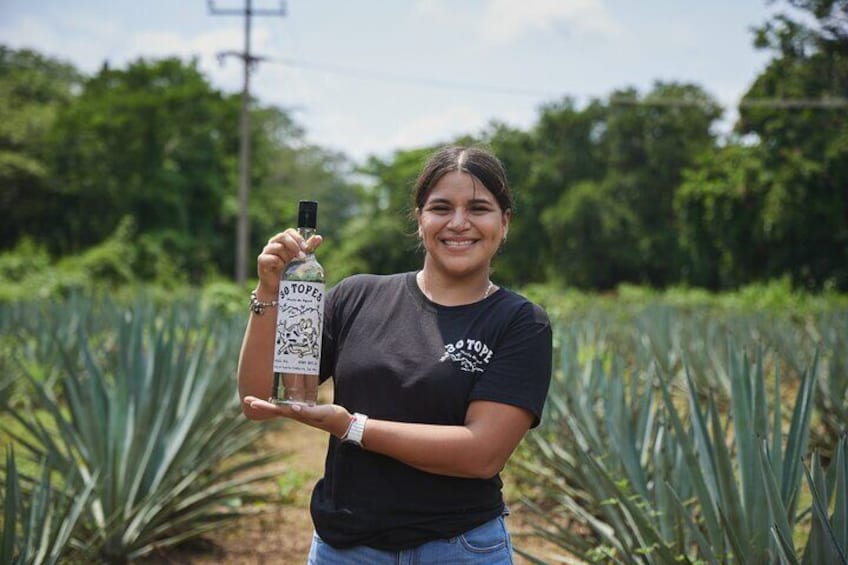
[[209, 0, 286, 287], [265, 56, 848, 110], [263, 56, 560, 98], [738, 97, 848, 108], [608, 94, 848, 109]]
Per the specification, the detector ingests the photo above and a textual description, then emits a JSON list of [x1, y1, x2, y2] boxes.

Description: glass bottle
[[271, 200, 325, 405]]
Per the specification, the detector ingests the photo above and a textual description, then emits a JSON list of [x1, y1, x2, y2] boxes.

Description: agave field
[[1, 286, 847, 564], [517, 290, 848, 564], [0, 292, 281, 564]]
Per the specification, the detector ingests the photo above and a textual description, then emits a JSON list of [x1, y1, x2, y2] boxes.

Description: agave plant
[[1, 449, 93, 565], [0, 293, 104, 409], [795, 435, 848, 564], [519, 321, 828, 563], [815, 311, 848, 444], [586, 304, 846, 441], [767, 435, 848, 565], [3, 298, 282, 562]]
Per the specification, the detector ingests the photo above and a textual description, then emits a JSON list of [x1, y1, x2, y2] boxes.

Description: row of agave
[[518, 306, 847, 563], [2, 295, 845, 563], [0, 295, 281, 564]]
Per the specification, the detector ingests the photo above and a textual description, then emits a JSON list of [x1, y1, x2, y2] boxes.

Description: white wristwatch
[[342, 412, 368, 447]]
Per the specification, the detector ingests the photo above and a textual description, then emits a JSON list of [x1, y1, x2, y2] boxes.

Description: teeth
[[444, 240, 475, 247]]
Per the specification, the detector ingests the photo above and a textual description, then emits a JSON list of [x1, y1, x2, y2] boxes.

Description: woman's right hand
[[255, 228, 323, 298]]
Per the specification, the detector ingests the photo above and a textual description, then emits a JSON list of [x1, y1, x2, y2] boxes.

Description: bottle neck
[[298, 226, 317, 239], [297, 226, 317, 256]]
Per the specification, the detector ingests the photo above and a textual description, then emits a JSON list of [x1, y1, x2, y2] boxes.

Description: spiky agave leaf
[[4, 298, 285, 562], [1, 448, 94, 565], [801, 436, 848, 565]]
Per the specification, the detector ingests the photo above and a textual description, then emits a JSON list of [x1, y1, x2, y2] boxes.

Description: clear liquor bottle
[[271, 200, 325, 405]]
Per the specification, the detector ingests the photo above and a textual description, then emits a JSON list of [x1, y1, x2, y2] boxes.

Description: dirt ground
[[144, 419, 564, 565]]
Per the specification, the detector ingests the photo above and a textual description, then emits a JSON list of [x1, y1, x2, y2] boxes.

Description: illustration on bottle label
[[273, 281, 325, 374]]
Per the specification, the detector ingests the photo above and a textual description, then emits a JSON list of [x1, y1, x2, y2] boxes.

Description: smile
[[442, 239, 478, 247]]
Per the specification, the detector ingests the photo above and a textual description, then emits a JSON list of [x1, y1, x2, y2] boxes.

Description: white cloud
[[306, 105, 490, 161], [64, 13, 122, 40], [121, 28, 249, 91], [0, 14, 118, 71], [126, 29, 237, 61], [0, 12, 255, 87], [380, 105, 494, 156], [414, 0, 451, 20], [0, 15, 54, 49], [480, 0, 620, 44]]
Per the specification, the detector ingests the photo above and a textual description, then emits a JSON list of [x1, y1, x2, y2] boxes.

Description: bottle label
[[273, 281, 325, 375]]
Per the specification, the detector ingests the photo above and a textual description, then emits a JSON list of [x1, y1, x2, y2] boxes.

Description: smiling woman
[[237, 144, 552, 564], [415, 147, 512, 305]]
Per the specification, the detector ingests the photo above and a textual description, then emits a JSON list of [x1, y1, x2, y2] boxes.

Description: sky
[[0, 0, 779, 163]]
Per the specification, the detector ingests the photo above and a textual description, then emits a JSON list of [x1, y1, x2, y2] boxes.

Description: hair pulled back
[[412, 146, 513, 213]]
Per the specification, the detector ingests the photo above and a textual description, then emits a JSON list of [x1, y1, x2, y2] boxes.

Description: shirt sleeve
[[467, 302, 553, 427]]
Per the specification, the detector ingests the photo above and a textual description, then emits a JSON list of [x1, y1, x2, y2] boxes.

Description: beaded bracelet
[[249, 290, 277, 315]]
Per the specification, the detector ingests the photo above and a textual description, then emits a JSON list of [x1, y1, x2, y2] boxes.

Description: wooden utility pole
[[208, 0, 286, 287]]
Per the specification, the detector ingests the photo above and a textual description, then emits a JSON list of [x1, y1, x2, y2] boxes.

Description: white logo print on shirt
[[440, 338, 494, 373]]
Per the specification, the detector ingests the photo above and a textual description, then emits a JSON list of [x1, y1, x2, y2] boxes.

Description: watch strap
[[342, 412, 368, 447]]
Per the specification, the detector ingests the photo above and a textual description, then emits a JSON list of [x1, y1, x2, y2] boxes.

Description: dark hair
[[412, 146, 513, 213]]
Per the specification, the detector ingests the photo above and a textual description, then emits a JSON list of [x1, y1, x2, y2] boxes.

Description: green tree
[[248, 105, 359, 277], [600, 83, 721, 286], [490, 102, 604, 286], [527, 84, 720, 289], [737, 0, 848, 289], [47, 58, 236, 281], [0, 46, 81, 250], [674, 144, 771, 288], [542, 179, 639, 289], [3, 49, 359, 286], [323, 147, 430, 282]]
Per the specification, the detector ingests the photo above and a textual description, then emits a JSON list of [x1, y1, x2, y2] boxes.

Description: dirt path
[[151, 421, 561, 564]]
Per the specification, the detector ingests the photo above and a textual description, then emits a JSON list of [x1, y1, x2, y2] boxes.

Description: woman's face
[[417, 171, 510, 279]]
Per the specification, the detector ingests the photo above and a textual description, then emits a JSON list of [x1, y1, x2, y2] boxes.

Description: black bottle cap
[[298, 200, 318, 229]]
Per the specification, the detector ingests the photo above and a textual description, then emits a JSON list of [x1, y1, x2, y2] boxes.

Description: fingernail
[[297, 251, 306, 259], [291, 404, 302, 412]]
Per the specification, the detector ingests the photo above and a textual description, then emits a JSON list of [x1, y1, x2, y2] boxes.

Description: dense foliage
[[0, 49, 360, 288], [516, 292, 847, 563], [1, 286, 845, 562], [1, 0, 846, 294], [0, 296, 282, 563]]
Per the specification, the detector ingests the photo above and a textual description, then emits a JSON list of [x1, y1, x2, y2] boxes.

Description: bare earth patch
[[144, 421, 562, 564]]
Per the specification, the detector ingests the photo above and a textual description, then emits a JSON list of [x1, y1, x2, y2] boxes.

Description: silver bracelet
[[249, 290, 277, 315]]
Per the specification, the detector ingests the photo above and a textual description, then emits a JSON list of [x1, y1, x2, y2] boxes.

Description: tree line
[[1, 0, 846, 291]]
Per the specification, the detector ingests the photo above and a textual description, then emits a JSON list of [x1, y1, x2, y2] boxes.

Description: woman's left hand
[[241, 396, 352, 438]]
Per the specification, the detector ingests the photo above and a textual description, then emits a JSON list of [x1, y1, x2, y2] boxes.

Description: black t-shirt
[[310, 272, 552, 550]]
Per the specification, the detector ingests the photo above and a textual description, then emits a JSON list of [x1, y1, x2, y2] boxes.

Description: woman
[[238, 145, 552, 564]]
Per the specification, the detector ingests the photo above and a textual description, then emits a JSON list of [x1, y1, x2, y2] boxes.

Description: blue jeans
[[306, 515, 513, 564]]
